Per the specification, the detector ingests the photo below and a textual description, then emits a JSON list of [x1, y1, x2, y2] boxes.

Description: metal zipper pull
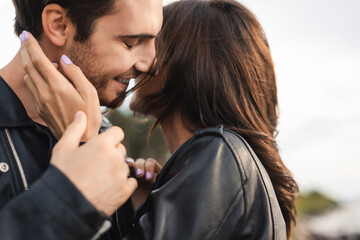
[[91, 220, 112, 240]]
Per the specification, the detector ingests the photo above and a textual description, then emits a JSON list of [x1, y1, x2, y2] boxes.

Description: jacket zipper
[[5, 128, 29, 191], [5, 128, 113, 239], [91, 220, 112, 240]]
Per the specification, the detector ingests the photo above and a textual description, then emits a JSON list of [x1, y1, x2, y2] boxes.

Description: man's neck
[[0, 50, 46, 125]]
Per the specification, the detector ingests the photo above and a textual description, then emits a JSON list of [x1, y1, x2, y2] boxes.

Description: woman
[[21, 0, 298, 239]]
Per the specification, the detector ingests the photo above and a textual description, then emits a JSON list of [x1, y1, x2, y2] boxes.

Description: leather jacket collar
[[0, 76, 34, 127]]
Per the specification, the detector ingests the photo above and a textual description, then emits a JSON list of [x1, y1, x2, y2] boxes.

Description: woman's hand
[[126, 158, 162, 210], [20, 31, 101, 141], [51, 111, 137, 216]]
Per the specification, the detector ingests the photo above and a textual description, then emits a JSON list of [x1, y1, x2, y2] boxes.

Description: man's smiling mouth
[[114, 76, 130, 84]]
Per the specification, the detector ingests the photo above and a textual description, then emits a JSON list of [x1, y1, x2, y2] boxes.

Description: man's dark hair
[[12, 0, 116, 42]]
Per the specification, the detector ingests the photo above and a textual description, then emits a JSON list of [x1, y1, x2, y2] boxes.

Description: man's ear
[[42, 4, 75, 47]]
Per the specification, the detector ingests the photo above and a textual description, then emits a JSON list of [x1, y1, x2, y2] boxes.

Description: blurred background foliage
[[296, 190, 338, 216], [106, 110, 170, 166]]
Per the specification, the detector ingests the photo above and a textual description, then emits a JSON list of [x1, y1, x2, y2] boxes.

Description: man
[[0, 0, 162, 239]]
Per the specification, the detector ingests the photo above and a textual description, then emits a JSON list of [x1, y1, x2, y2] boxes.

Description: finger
[[115, 143, 127, 159], [21, 31, 63, 85], [124, 177, 138, 195], [56, 111, 87, 150], [23, 75, 41, 106], [144, 158, 157, 181], [94, 126, 125, 148], [125, 158, 136, 177], [145, 158, 161, 183], [134, 158, 146, 178], [20, 42, 50, 93], [60, 55, 100, 134], [52, 62, 59, 69], [60, 54, 101, 141], [119, 159, 130, 179], [126, 157, 135, 164], [60, 55, 99, 100], [149, 158, 162, 174], [24, 75, 46, 125], [126, 157, 135, 168]]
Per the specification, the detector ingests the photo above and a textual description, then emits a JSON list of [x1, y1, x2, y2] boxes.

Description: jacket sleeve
[[0, 165, 108, 240], [124, 136, 247, 240]]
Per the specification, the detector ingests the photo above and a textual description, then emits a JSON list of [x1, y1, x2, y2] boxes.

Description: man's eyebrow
[[119, 34, 157, 39]]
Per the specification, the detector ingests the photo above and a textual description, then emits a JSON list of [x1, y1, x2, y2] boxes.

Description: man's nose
[[134, 40, 156, 73]]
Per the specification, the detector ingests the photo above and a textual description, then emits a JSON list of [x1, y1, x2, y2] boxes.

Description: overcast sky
[[1, 0, 359, 201]]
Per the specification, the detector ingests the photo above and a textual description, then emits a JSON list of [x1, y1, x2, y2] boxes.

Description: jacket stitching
[[222, 135, 248, 181], [194, 130, 249, 239], [208, 129, 278, 240], [220, 134, 249, 236], [212, 186, 244, 240], [226, 130, 277, 240]]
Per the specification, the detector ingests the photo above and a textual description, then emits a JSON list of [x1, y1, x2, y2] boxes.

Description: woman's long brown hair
[[134, 0, 298, 237]]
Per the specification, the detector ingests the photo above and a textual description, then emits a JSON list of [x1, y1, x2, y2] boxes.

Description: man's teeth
[[115, 78, 129, 84]]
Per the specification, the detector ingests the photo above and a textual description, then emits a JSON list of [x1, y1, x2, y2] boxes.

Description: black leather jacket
[[1, 75, 286, 239], [122, 125, 286, 240], [0, 76, 111, 239]]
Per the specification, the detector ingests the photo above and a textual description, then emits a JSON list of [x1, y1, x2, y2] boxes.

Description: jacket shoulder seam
[[212, 185, 244, 240], [223, 130, 278, 240], [195, 132, 249, 239]]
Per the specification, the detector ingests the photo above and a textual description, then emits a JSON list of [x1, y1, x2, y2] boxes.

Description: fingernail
[[19, 31, 29, 42], [145, 171, 152, 180], [136, 169, 143, 176], [61, 55, 72, 64], [125, 157, 134, 163], [20, 31, 29, 43], [23, 31, 29, 41], [74, 111, 82, 121]]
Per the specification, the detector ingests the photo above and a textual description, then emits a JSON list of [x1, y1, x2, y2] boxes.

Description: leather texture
[[0, 74, 286, 239], [0, 76, 107, 240], [122, 125, 287, 240]]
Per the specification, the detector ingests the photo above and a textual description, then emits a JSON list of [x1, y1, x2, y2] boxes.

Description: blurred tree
[[296, 190, 338, 216], [106, 110, 169, 166]]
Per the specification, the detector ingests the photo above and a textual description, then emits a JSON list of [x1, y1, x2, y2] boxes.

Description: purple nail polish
[[136, 169, 143, 176], [20, 31, 28, 42], [22, 31, 29, 41], [61, 55, 72, 64], [145, 172, 152, 180], [19, 33, 24, 42], [125, 157, 134, 163]]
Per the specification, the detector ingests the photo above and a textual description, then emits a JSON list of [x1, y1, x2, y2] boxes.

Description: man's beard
[[66, 40, 126, 109]]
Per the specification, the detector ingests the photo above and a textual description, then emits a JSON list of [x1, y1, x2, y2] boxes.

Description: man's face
[[68, 0, 163, 108]]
